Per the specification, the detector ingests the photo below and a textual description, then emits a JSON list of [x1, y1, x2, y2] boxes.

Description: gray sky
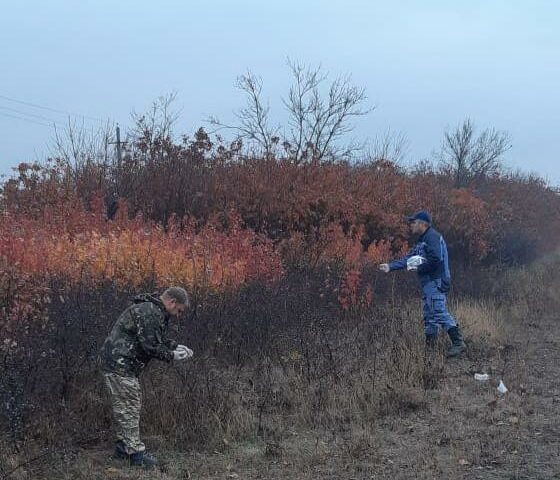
[[1, 0, 559, 184]]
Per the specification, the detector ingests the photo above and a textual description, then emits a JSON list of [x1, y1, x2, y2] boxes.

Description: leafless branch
[[50, 118, 114, 184], [209, 60, 373, 163], [439, 118, 511, 186], [208, 72, 279, 158], [131, 92, 181, 147], [283, 60, 373, 162], [365, 129, 409, 164]]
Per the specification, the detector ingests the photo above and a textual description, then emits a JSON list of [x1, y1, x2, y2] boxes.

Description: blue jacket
[[389, 227, 452, 292]]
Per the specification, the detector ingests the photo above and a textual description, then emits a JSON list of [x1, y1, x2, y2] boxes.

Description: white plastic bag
[[406, 255, 426, 271], [497, 380, 508, 394]]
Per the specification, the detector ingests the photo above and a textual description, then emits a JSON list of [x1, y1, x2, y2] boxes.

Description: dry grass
[[453, 299, 506, 345]]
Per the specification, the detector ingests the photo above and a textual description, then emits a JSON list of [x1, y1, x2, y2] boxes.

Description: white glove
[[406, 255, 426, 271], [173, 348, 189, 361], [379, 263, 390, 273], [176, 344, 194, 359]]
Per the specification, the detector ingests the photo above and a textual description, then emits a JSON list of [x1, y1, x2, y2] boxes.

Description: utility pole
[[109, 124, 126, 166], [109, 124, 127, 197], [110, 124, 124, 168], [116, 124, 123, 169]]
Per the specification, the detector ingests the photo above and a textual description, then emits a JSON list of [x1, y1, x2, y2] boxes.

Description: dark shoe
[[129, 451, 158, 468], [446, 326, 466, 357], [114, 440, 128, 460]]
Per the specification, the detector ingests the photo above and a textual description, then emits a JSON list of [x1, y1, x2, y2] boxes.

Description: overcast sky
[[1, 0, 558, 184]]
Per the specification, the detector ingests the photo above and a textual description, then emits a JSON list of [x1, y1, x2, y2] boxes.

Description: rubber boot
[[114, 440, 128, 460], [446, 326, 466, 357], [129, 451, 158, 468]]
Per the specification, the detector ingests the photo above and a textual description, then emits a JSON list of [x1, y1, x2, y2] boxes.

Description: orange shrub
[[0, 205, 283, 292]]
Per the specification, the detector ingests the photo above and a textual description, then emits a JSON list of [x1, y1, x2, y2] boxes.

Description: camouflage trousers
[[103, 372, 145, 454]]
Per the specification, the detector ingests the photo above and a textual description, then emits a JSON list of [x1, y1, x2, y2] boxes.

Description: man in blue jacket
[[379, 211, 466, 357]]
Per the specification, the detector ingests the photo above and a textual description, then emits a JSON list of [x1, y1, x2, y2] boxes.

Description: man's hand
[[379, 263, 390, 273], [176, 344, 194, 359]]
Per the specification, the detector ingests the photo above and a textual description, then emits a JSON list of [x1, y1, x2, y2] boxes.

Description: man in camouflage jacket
[[100, 287, 192, 468]]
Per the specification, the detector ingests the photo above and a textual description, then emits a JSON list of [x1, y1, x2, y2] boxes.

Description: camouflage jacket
[[100, 293, 178, 377]]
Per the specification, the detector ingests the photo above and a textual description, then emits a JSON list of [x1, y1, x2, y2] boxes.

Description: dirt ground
[[9, 307, 559, 480]]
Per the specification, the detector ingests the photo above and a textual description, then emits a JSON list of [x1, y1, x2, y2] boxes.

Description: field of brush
[[2, 146, 560, 479]]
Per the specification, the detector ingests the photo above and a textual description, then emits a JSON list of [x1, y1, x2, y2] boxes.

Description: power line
[[0, 93, 106, 123], [0, 111, 55, 128], [0, 105, 59, 124]]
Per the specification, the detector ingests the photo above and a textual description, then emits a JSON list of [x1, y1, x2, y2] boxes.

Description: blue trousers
[[422, 280, 457, 336]]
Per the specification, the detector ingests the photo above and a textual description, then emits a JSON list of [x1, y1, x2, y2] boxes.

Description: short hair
[[162, 286, 189, 306]]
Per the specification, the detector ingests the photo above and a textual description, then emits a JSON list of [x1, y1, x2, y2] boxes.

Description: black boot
[[114, 440, 128, 459], [129, 450, 158, 468], [446, 326, 466, 357]]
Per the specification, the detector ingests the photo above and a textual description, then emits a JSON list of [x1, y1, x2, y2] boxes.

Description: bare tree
[[51, 118, 114, 186], [363, 128, 409, 165], [131, 92, 181, 148], [209, 60, 373, 162], [440, 118, 511, 187], [282, 61, 325, 161], [283, 59, 372, 162], [208, 72, 279, 158]]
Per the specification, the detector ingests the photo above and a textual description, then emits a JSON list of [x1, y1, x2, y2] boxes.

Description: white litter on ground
[[497, 380, 508, 394]]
